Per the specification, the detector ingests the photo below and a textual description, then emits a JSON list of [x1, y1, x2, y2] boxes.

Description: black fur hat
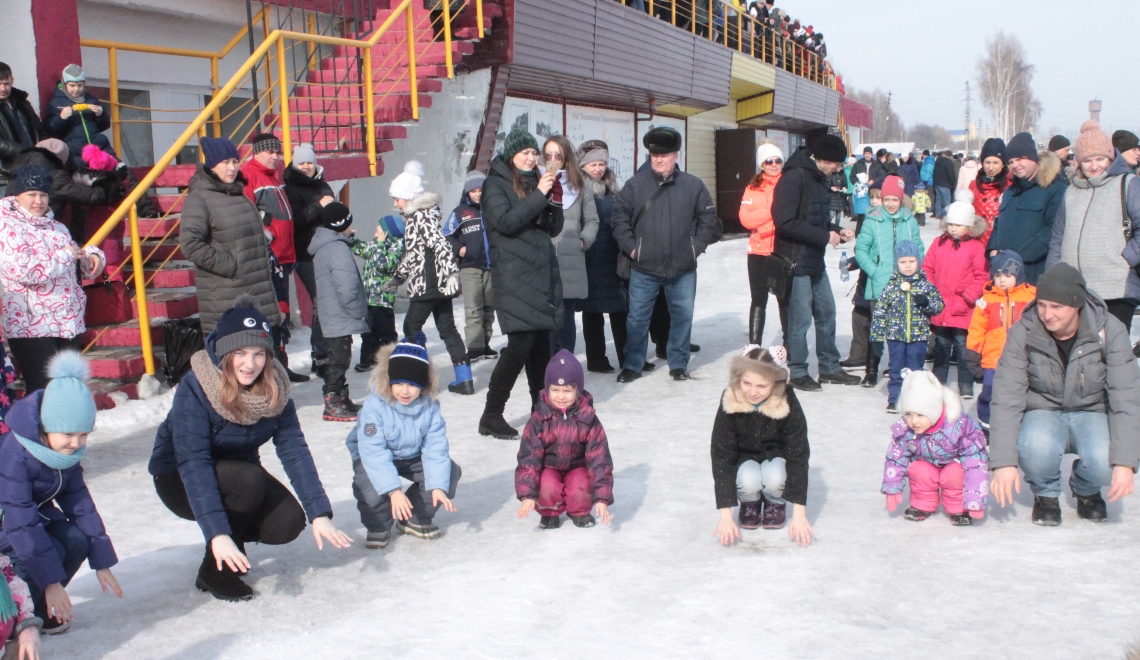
[[643, 127, 682, 155]]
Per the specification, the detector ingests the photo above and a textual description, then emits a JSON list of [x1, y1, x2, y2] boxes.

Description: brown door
[[715, 128, 758, 234]]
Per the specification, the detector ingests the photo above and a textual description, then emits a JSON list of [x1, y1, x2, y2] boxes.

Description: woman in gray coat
[[545, 135, 599, 352], [179, 137, 281, 334]]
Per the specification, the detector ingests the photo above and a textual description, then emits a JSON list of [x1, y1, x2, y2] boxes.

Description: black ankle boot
[[196, 544, 253, 602], [862, 357, 881, 387], [748, 305, 766, 345]]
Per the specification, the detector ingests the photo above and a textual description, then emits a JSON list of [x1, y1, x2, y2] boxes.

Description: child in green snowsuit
[[351, 215, 406, 371]]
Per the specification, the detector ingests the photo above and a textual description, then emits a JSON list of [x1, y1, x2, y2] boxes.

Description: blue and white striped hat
[[389, 332, 430, 389]]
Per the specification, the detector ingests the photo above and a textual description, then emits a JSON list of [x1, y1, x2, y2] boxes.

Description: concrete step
[[150, 196, 185, 214], [125, 261, 196, 289], [130, 164, 196, 189], [136, 240, 184, 263], [85, 347, 162, 381], [132, 290, 198, 320], [137, 216, 181, 238], [80, 318, 165, 348]]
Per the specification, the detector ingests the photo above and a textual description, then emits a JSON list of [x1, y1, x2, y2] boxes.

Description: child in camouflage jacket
[[871, 240, 944, 412], [351, 215, 406, 371]]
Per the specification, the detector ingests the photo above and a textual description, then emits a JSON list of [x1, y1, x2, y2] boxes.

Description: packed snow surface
[[51, 227, 1140, 658]]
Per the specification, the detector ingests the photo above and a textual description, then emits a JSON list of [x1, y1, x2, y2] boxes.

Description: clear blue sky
[[814, 0, 1139, 139]]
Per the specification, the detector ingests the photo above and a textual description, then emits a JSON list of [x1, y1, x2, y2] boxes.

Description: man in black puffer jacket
[[0, 63, 41, 196], [773, 137, 860, 391], [612, 127, 722, 382]]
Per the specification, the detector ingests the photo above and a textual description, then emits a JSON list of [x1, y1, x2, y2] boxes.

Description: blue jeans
[[932, 326, 971, 389], [623, 269, 696, 372], [1018, 410, 1113, 498], [934, 186, 952, 218], [787, 272, 841, 378], [886, 340, 928, 403], [557, 298, 580, 354], [7, 520, 90, 620], [977, 368, 995, 426], [736, 458, 787, 504]]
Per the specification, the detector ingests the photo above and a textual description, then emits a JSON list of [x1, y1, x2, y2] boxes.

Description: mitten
[[912, 293, 929, 308], [969, 510, 984, 519], [885, 493, 903, 512], [382, 277, 403, 294], [548, 175, 563, 206], [441, 272, 460, 296]]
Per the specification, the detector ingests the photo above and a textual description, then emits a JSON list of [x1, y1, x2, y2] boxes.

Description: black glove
[[846, 256, 860, 272], [532, 208, 554, 231], [912, 293, 929, 308]]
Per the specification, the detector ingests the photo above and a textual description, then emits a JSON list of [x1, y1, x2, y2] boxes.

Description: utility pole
[[886, 91, 893, 141], [964, 81, 972, 154]]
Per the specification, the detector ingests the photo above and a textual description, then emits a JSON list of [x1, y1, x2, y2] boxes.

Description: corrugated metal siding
[[793, 78, 828, 125], [772, 69, 797, 117], [686, 102, 738, 198], [513, 0, 595, 78]]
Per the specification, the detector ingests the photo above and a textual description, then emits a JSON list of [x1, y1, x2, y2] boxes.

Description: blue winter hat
[[980, 137, 1006, 162], [894, 240, 921, 263], [463, 170, 486, 194], [1005, 132, 1038, 163], [379, 214, 406, 239], [8, 164, 53, 196], [990, 250, 1025, 286], [200, 137, 241, 170], [388, 332, 430, 389], [40, 351, 96, 434], [211, 294, 276, 359]]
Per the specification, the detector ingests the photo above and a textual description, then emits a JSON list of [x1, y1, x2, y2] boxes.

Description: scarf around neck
[[15, 433, 86, 470], [190, 350, 290, 425]]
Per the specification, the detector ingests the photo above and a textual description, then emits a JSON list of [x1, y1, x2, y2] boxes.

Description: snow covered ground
[[50, 226, 1140, 659]]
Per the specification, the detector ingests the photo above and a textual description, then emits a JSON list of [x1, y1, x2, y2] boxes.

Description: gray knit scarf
[[190, 350, 290, 425]]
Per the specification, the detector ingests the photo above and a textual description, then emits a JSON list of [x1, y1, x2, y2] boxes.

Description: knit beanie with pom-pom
[[1074, 120, 1114, 163], [898, 369, 950, 423], [945, 189, 978, 227], [389, 160, 425, 200], [40, 351, 96, 433]]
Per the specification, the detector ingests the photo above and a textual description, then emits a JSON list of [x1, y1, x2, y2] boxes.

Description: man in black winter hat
[[612, 127, 723, 382], [990, 262, 1140, 526], [773, 135, 860, 391], [1112, 130, 1139, 172]]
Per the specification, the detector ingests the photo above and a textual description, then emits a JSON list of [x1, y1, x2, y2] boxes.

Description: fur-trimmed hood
[[401, 192, 442, 217], [368, 343, 439, 401], [1035, 150, 1063, 189], [938, 214, 988, 239], [721, 386, 790, 419]]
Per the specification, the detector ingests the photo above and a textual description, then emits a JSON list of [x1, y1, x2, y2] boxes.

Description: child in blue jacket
[[443, 171, 496, 363], [347, 334, 462, 549], [0, 352, 121, 634]]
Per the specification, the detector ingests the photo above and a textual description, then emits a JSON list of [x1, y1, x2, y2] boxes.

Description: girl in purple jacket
[[0, 352, 122, 636], [882, 369, 989, 525], [515, 350, 614, 529]]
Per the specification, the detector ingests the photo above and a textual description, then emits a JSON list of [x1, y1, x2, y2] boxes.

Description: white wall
[[6, 0, 39, 104], [348, 68, 493, 238]]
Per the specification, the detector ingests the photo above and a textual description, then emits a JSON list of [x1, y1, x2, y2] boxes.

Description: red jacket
[[241, 159, 296, 263], [738, 174, 780, 256], [923, 226, 990, 330], [968, 177, 1006, 245]]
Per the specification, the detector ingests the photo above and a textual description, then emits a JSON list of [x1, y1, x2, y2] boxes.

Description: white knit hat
[[389, 160, 425, 200], [945, 189, 977, 227], [756, 142, 784, 169], [292, 143, 317, 165], [897, 370, 948, 422]]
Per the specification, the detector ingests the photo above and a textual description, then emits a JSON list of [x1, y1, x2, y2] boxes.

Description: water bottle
[[840, 250, 850, 282]]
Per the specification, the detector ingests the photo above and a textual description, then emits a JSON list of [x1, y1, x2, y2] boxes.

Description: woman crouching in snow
[[710, 346, 814, 547], [149, 296, 352, 602]]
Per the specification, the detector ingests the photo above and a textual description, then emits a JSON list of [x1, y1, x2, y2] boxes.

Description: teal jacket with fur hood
[[855, 205, 925, 300]]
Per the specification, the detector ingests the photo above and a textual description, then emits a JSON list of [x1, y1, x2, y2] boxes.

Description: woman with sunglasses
[[739, 142, 788, 346]]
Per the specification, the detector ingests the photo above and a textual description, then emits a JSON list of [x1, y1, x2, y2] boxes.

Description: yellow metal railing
[[627, 0, 833, 87], [80, 0, 486, 376]]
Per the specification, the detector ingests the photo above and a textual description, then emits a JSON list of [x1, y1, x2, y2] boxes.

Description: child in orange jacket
[[966, 251, 1037, 428]]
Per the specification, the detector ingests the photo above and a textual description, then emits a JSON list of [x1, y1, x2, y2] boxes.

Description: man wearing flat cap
[[612, 127, 722, 382], [989, 262, 1140, 526]]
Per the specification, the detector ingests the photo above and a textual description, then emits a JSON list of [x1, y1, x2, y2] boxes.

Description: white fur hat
[[388, 160, 425, 200], [945, 189, 977, 226], [756, 142, 784, 169], [898, 370, 954, 422]]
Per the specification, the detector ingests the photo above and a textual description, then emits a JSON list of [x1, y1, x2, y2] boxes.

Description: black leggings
[[154, 460, 307, 545], [404, 298, 467, 365], [1105, 298, 1137, 333], [8, 337, 81, 393], [746, 254, 790, 342], [582, 311, 627, 368], [483, 330, 550, 416]]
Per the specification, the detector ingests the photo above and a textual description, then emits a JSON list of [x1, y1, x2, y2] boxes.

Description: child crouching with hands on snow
[[710, 346, 814, 547], [516, 350, 614, 529], [882, 370, 989, 525], [347, 334, 462, 549]]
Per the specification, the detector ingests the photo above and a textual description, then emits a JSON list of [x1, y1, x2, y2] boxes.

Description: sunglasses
[[763, 158, 783, 166], [544, 152, 564, 161]]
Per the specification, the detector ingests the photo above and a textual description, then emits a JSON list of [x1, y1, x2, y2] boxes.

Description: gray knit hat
[[1036, 263, 1088, 308], [211, 294, 276, 359], [62, 64, 85, 83]]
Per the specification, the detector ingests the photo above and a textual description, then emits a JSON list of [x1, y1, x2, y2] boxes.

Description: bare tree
[[908, 123, 955, 151], [847, 87, 906, 142], [976, 31, 1042, 139]]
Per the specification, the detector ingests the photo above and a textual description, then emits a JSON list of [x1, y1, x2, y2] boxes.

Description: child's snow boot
[[738, 500, 762, 530], [904, 507, 934, 522], [862, 355, 880, 388], [1074, 491, 1107, 522], [448, 361, 475, 395], [397, 519, 441, 539], [196, 545, 254, 602], [365, 529, 391, 549], [539, 515, 561, 529], [569, 514, 596, 528], [760, 496, 786, 529], [1032, 496, 1061, 526], [322, 392, 357, 422], [40, 617, 70, 635], [949, 513, 973, 526], [341, 387, 361, 413]]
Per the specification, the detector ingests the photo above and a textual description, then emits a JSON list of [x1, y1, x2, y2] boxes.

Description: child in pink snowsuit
[[0, 554, 41, 658], [882, 370, 989, 525], [515, 349, 614, 529]]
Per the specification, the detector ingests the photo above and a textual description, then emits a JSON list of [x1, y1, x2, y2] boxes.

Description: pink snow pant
[[907, 460, 964, 514], [537, 467, 592, 516]]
